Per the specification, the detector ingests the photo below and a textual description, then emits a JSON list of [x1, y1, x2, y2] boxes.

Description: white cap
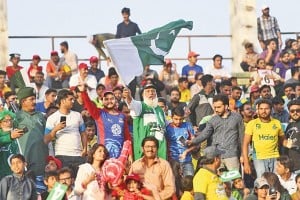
[[261, 5, 269, 10]]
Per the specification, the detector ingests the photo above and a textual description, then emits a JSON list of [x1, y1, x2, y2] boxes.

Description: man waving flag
[[104, 19, 193, 84]]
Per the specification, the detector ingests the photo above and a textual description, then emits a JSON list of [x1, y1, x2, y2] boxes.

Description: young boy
[[40, 171, 59, 200], [166, 107, 196, 197], [0, 154, 37, 200], [180, 175, 194, 200], [178, 77, 191, 103]]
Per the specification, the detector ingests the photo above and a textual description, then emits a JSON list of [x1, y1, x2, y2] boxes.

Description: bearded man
[[124, 84, 167, 160]]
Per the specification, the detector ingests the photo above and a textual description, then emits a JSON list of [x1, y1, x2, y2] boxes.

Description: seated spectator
[[275, 155, 296, 195], [58, 167, 81, 200], [245, 177, 270, 200], [40, 171, 59, 200], [240, 42, 259, 72], [291, 174, 300, 200], [207, 54, 231, 83], [181, 51, 203, 86], [274, 51, 294, 79], [85, 120, 98, 152], [0, 70, 11, 100], [271, 96, 289, 123], [93, 83, 105, 108], [178, 77, 191, 103], [260, 39, 280, 66], [262, 172, 291, 199], [27, 54, 43, 83], [180, 175, 194, 200], [88, 56, 105, 83], [45, 156, 63, 173], [45, 51, 63, 89], [99, 67, 122, 92], [0, 154, 37, 200], [159, 59, 179, 97], [35, 88, 57, 114]]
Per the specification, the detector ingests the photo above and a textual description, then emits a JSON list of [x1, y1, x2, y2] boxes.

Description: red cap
[[188, 51, 199, 58], [51, 51, 58, 56], [46, 156, 62, 169], [250, 85, 259, 93], [165, 59, 172, 65], [78, 63, 88, 70], [125, 173, 141, 183], [32, 55, 41, 60], [89, 56, 99, 63]]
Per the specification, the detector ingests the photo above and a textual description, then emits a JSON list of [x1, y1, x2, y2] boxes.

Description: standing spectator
[[74, 144, 110, 199], [44, 89, 87, 174], [275, 155, 297, 195], [124, 84, 167, 160], [284, 100, 300, 173], [271, 96, 289, 123], [6, 53, 27, 91], [116, 7, 141, 38], [240, 42, 260, 72], [27, 54, 43, 83], [35, 88, 57, 114], [16, 87, 48, 179], [187, 74, 215, 127], [167, 87, 187, 111], [243, 99, 284, 178], [58, 167, 81, 200], [80, 85, 131, 158], [93, 83, 105, 108], [0, 154, 37, 200], [88, 56, 105, 83], [190, 72, 203, 98], [219, 80, 232, 97], [165, 107, 195, 197], [85, 121, 98, 152], [181, 175, 194, 200], [0, 70, 11, 100], [60, 41, 78, 75], [257, 5, 282, 50], [69, 63, 98, 99], [158, 59, 179, 97], [240, 102, 254, 125], [0, 110, 23, 179], [181, 51, 203, 86], [46, 51, 63, 89], [189, 94, 244, 170], [193, 146, 228, 199], [129, 136, 176, 199], [30, 71, 49, 103], [207, 54, 231, 83], [178, 77, 191, 103]]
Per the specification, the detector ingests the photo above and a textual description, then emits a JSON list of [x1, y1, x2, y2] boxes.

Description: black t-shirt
[[285, 120, 300, 171]]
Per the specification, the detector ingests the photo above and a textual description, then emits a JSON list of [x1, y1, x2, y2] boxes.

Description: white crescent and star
[[149, 30, 176, 56]]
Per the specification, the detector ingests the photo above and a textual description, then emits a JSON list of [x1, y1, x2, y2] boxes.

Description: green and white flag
[[46, 182, 68, 200], [104, 19, 193, 84]]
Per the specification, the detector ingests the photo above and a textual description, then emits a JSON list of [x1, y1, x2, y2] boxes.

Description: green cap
[[17, 87, 36, 102]]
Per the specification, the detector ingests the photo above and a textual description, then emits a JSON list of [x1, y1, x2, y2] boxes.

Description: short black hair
[[288, 99, 300, 110], [141, 136, 159, 149], [56, 89, 73, 106], [181, 175, 193, 192], [10, 154, 26, 163], [44, 171, 58, 180], [272, 96, 284, 105], [85, 120, 96, 128], [283, 83, 295, 91], [96, 83, 105, 90], [108, 67, 118, 77], [118, 101, 128, 112], [121, 7, 130, 14], [178, 77, 188, 83], [35, 71, 44, 76], [259, 85, 271, 93], [58, 167, 73, 178], [45, 88, 57, 95], [232, 86, 242, 92], [172, 106, 184, 117], [220, 80, 232, 88], [257, 99, 272, 109], [113, 86, 123, 92], [4, 91, 16, 100], [200, 74, 214, 88], [213, 94, 229, 106], [213, 54, 223, 61], [276, 155, 294, 172], [60, 41, 69, 49], [0, 70, 6, 76], [158, 97, 167, 106]]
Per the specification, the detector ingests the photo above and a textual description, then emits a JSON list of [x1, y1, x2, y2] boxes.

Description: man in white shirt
[[30, 71, 49, 103], [60, 41, 78, 75], [207, 54, 231, 83]]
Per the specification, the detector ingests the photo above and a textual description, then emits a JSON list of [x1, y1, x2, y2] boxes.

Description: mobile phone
[[269, 187, 276, 195], [60, 116, 66, 123], [22, 127, 29, 133], [179, 136, 186, 146]]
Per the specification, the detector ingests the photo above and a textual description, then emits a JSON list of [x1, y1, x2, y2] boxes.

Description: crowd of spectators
[[2, 4, 300, 200]]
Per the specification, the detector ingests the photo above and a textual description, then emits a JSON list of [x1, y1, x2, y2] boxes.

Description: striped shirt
[[257, 15, 280, 41]]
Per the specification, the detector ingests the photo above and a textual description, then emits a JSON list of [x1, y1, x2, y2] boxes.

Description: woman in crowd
[[74, 144, 110, 200], [262, 172, 291, 200]]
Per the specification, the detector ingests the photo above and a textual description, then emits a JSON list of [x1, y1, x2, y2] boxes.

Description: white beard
[[144, 96, 158, 108]]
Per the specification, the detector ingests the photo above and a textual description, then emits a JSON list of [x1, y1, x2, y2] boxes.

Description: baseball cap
[[250, 85, 259, 93], [261, 5, 269, 10], [46, 156, 62, 169], [32, 55, 41, 60], [188, 51, 200, 58], [9, 53, 21, 59], [78, 63, 88, 70], [203, 146, 225, 159], [125, 173, 141, 183], [89, 56, 99, 63], [254, 177, 269, 189], [143, 83, 156, 90], [165, 59, 172, 66], [50, 51, 58, 56]]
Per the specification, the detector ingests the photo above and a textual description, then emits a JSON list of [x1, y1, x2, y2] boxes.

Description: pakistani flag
[[104, 19, 193, 84]]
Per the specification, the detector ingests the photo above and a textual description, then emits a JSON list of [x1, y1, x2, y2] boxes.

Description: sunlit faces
[[241, 104, 253, 118], [62, 95, 75, 109], [171, 114, 184, 127], [257, 59, 266, 69], [44, 176, 57, 190], [143, 88, 157, 100], [258, 103, 271, 119], [93, 146, 108, 162], [213, 100, 227, 117], [142, 140, 157, 159], [289, 104, 300, 121], [220, 85, 232, 96], [10, 157, 26, 175], [231, 89, 242, 100], [170, 90, 180, 103], [188, 56, 198, 65], [260, 88, 271, 99], [213, 57, 222, 69], [256, 185, 269, 198], [102, 93, 116, 109], [45, 92, 57, 103]]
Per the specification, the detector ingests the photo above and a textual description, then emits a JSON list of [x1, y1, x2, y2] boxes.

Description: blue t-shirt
[[165, 122, 195, 163], [35, 102, 46, 114], [181, 64, 203, 82]]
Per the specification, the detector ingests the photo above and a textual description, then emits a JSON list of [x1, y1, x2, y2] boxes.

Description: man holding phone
[[44, 89, 87, 175]]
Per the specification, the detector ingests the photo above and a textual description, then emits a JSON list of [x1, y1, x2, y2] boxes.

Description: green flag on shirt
[[46, 182, 68, 200]]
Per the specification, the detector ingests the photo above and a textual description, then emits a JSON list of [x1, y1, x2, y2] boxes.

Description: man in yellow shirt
[[193, 146, 228, 200], [242, 99, 284, 178]]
